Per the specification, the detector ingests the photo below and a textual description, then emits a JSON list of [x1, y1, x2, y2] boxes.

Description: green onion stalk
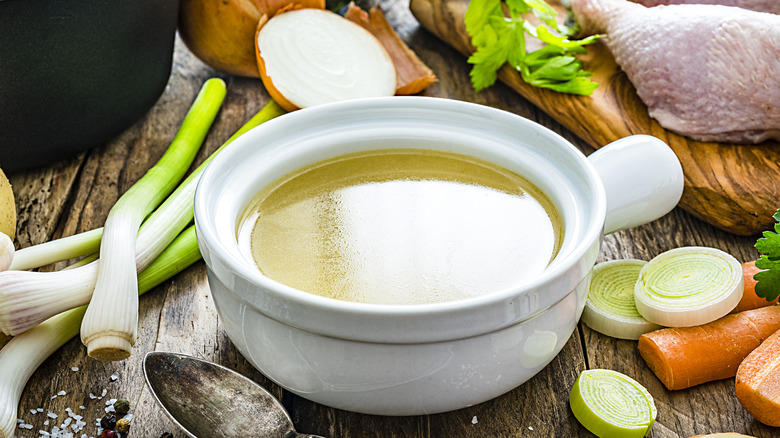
[[0, 233, 12, 272], [0, 225, 201, 438], [0, 97, 286, 338], [80, 78, 228, 361]]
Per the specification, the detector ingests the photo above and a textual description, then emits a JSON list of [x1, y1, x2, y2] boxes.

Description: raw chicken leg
[[572, 0, 780, 143], [631, 0, 779, 15]]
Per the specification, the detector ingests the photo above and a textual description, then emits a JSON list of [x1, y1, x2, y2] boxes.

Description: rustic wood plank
[[8, 1, 774, 437], [408, 0, 780, 236]]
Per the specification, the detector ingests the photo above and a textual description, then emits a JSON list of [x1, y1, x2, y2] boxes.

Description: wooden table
[[6, 1, 777, 437]]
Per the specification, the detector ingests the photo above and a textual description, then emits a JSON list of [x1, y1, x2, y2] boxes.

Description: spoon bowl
[[143, 351, 324, 438]]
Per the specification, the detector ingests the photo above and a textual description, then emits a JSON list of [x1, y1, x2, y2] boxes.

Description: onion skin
[[179, 0, 324, 78], [343, 5, 437, 95], [0, 168, 15, 240]]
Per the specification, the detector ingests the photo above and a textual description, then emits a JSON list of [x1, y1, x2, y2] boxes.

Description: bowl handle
[[587, 135, 684, 235]]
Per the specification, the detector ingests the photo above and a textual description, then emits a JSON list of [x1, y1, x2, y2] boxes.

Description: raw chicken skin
[[631, 0, 780, 15], [573, 0, 780, 143]]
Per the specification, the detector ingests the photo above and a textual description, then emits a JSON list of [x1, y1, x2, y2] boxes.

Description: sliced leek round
[[583, 259, 662, 340], [570, 369, 657, 438], [634, 246, 743, 327]]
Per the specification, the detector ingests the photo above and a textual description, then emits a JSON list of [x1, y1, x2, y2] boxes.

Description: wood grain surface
[[409, 0, 780, 236], [5, 0, 779, 437]]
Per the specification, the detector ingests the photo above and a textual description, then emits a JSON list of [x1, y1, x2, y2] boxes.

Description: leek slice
[[583, 260, 662, 340], [634, 246, 743, 327], [570, 369, 657, 438]]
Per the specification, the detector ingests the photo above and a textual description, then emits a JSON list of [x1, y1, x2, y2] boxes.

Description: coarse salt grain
[[110, 375, 118, 381], [71, 367, 79, 372], [471, 415, 478, 424], [47, 412, 57, 419], [88, 393, 96, 400], [44, 420, 49, 426], [529, 426, 534, 430], [105, 399, 117, 406], [57, 391, 66, 396]]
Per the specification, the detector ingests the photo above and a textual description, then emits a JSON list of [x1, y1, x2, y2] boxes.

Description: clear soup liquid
[[238, 149, 563, 304]]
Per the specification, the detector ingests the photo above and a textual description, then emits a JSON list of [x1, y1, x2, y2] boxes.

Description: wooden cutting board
[[410, 0, 780, 236]]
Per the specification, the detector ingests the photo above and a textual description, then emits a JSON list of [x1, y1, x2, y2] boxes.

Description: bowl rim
[[194, 96, 606, 342]]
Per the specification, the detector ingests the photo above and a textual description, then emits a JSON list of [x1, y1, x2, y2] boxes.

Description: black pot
[[0, 0, 180, 172]]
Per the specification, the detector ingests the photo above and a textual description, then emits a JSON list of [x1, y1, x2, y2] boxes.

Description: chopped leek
[[583, 259, 662, 340], [634, 247, 743, 327], [570, 369, 657, 438]]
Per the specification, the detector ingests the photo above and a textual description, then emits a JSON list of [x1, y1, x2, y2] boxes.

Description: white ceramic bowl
[[194, 97, 683, 415]]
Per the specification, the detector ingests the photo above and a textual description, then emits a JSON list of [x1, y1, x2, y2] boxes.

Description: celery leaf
[[465, 0, 600, 95]]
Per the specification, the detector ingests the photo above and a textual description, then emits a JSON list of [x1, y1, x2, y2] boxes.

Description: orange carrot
[[690, 434, 757, 438], [730, 261, 779, 314], [735, 327, 780, 427], [343, 4, 438, 95], [638, 305, 780, 390]]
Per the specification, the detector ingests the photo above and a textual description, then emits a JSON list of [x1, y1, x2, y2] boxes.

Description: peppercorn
[[99, 430, 118, 438], [100, 413, 117, 430], [116, 417, 131, 433], [113, 398, 131, 415]]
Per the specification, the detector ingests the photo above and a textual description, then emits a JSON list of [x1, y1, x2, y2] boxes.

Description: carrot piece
[[735, 327, 780, 426], [638, 305, 780, 390], [690, 434, 757, 437], [730, 261, 779, 314], [343, 4, 437, 95]]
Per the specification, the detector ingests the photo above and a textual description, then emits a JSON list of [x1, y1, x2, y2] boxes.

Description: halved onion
[[570, 369, 657, 438], [583, 259, 662, 340], [634, 246, 743, 327], [255, 8, 397, 111]]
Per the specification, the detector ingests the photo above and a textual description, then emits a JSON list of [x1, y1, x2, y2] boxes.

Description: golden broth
[[237, 149, 563, 304]]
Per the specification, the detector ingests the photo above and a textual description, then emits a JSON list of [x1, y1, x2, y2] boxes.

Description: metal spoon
[[143, 351, 324, 438]]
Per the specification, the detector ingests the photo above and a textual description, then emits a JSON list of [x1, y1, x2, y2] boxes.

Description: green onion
[[582, 260, 662, 340], [0, 100, 287, 337], [634, 247, 743, 327], [0, 225, 201, 438], [569, 369, 657, 438], [0, 233, 12, 272], [9, 228, 102, 271], [79, 78, 227, 361]]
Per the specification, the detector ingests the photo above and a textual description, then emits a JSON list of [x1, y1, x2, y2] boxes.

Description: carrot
[[638, 305, 780, 390], [735, 327, 780, 427], [730, 260, 779, 314], [690, 434, 757, 437], [343, 4, 437, 95]]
